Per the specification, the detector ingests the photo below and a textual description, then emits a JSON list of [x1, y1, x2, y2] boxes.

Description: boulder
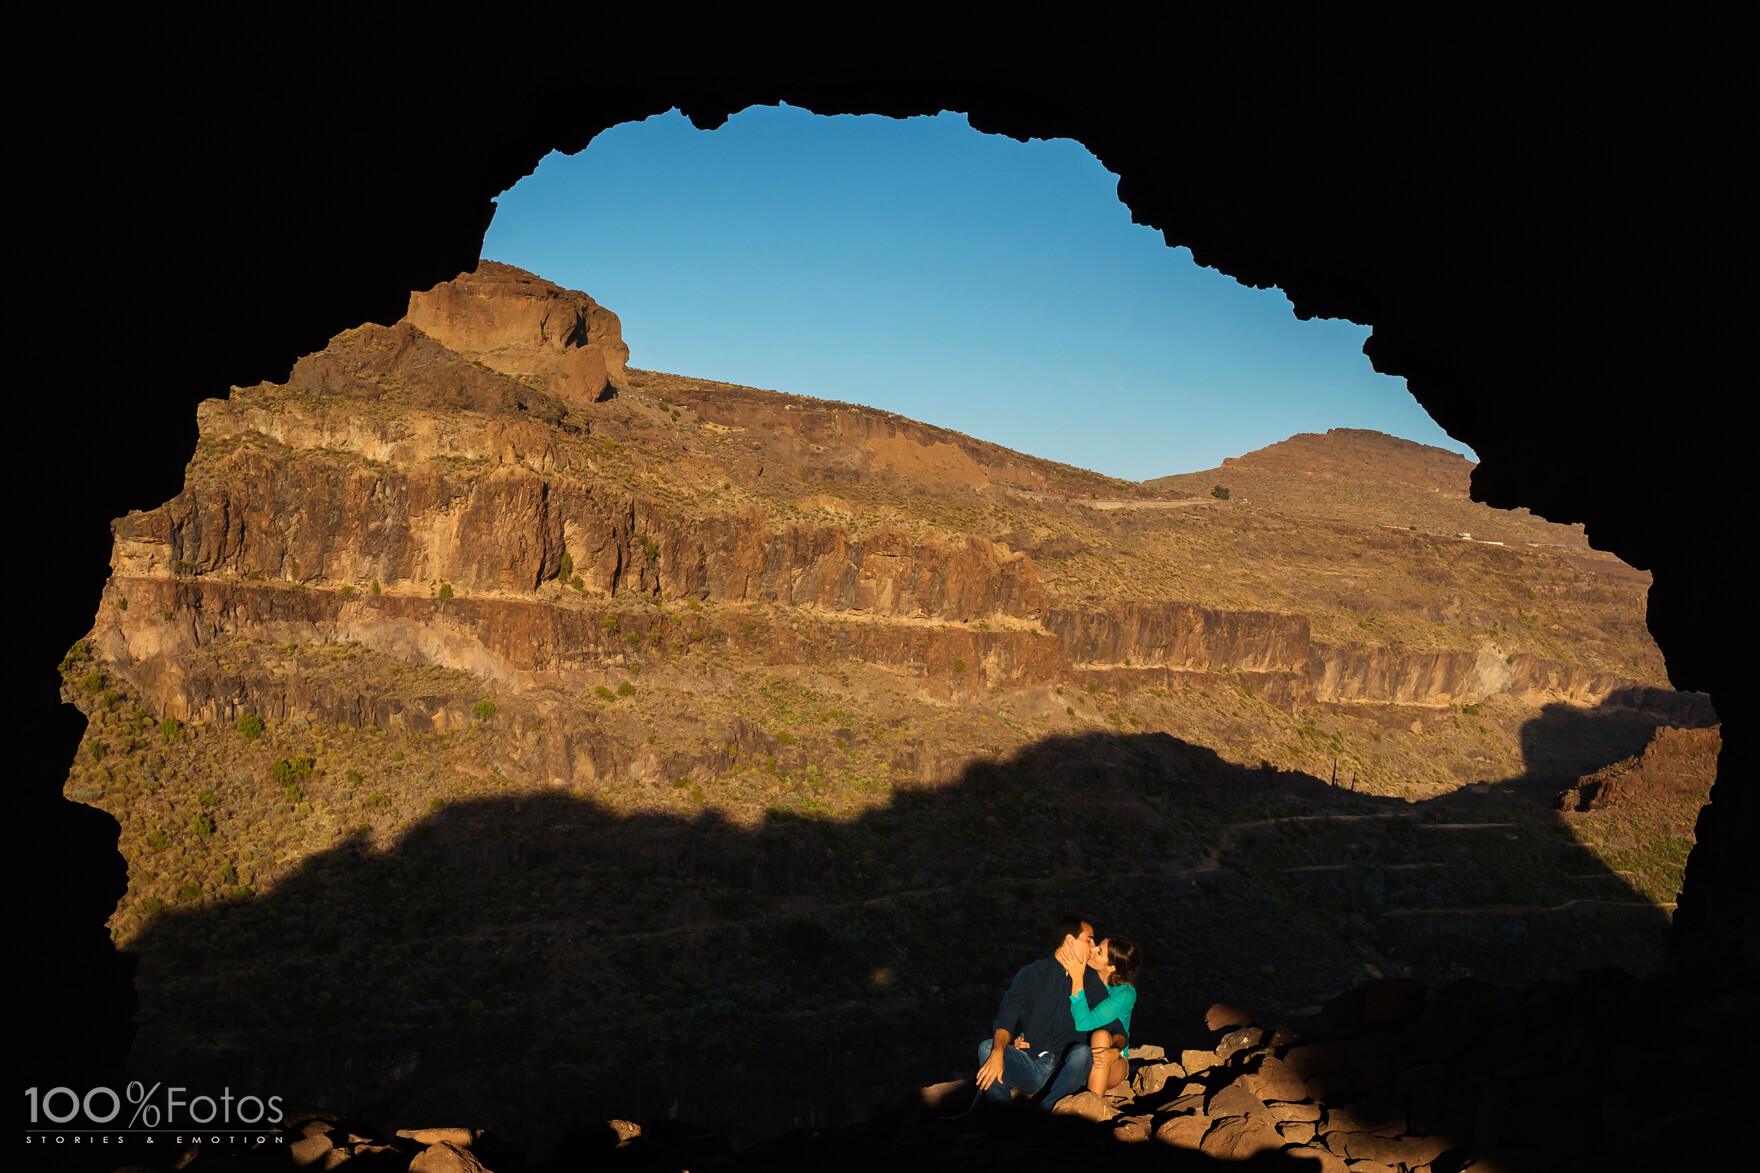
[[290, 1127, 336, 1169], [1278, 1119, 1318, 1144], [409, 1141, 492, 1173], [1266, 1100, 1324, 1123], [1206, 1083, 1269, 1119], [396, 1127, 477, 1148], [1153, 1113, 1212, 1149], [1206, 1003, 1256, 1032], [1130, 1043, 1167, 1061], [1199, 1114, 1284, 1159], [1242, 1055, 1309, 1102], [1113, 1114, 1152, 1143], [1051, 1090, 1117, 1123], [1164, 1092, 1208, 1115], [1130, 1061, 1183, 1097], [1322, 1128, 1449, 1166], [1180, 1047, 1219, 1075], [1216, 1026, 1265, 1059], [1286, 1145, 1349, 1173], [917, 1080, 973, 1114]]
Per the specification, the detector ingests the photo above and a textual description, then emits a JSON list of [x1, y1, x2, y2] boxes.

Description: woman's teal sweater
[[1070, 983, 1137, 1057]]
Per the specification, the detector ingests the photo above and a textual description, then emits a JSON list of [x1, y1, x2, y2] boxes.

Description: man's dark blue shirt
[[992, 957, 1124, 1057]]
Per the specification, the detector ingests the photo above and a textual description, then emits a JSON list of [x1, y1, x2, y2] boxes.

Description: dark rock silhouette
[[24, 15, 1751, 1171]]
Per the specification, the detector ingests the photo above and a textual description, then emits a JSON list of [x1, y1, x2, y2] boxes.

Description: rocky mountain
[[59, 263, 1715, 1149]]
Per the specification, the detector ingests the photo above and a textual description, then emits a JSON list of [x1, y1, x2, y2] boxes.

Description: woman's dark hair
[[1105, 937, 1141, 987]]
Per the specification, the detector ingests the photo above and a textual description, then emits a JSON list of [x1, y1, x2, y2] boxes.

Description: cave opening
[[27, 30, 1749, 1170]]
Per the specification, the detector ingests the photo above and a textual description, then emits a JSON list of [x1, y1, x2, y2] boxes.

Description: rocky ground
[[111, 966, 1749, 1171], [62, 262, 1721, 1150]]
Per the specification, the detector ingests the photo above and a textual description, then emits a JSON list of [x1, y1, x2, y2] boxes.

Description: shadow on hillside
[[121, 695, 1699, 1160]]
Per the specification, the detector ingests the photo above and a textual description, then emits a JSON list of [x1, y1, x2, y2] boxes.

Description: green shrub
[[391, 750, 404, 761], [472, 700, 497, 722], [230, 885, 253, 900], [219, 864, 237, 883], [709, 627, 725, 640], [366, 793, 389, 808], [953, 657, 966, 674], [292, 755, 315, 775], [101, 690, 121, 709], [116, 597, 128, 610], [138, 896, 163, 917], [1211, 485, 1230, 500], [776, 730, 800, 747], [601, 614, 621, 634], [595, 685, 617, 701], [647, 631, 661, 646], [79, 670, 104, 693], [88, 741, 105, 762], [429, 796, 445, 812], [177, 883, 201, 903], [627, 633, 642, 646], [739, 622, 756, 635], [627, 665, 642, 676], [193, 814, 215, 838], [340, 585, 354, 600], [283, 784, 305, 804], [559, 551, 573, 577], [132, 708, 153, 732], [57, 640, 89, 673], [196, 789, 216, 807], [270, 759, 296, 785], [236, 713, 264, 741], [571, 575, 585, 591], [1066, 706, 1076, 716], [438, 582, 454, 600], [345, 769, 364, 786], [617, 681, 635, 697], [640, 535, 660, 565], [159, 716, 184, 742], [370, 579, 381, 596], [146, 829, 169, 852], [161, 609, 175, 621]]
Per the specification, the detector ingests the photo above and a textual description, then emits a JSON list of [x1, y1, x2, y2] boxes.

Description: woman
[[1060, 936, 1141, 1097]]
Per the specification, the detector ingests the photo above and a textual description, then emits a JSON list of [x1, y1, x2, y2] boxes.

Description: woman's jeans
[[976, 1038, 1095, 1111]]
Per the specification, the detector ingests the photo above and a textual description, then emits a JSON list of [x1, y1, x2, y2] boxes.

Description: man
[[974, 914, 1124, 1112]]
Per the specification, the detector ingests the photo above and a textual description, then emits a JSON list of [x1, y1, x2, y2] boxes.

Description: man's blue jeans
[[976, 1038, 1095, 1111]]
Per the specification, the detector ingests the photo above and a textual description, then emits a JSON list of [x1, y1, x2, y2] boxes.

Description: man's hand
[[977, 1030, 1010, 1091]]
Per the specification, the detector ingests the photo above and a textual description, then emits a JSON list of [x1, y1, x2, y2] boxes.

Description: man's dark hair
[[1050, 914, 1090, 953]]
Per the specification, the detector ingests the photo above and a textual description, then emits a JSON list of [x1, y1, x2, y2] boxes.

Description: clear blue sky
[[483, 106, 1476, 480]]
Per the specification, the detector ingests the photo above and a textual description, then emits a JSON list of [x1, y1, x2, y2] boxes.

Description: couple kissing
[[974, 914, 1142, 1113]]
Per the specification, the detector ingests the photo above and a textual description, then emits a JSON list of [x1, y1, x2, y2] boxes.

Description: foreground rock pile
[[126, 965, 1746, 1172], [946, 965, 1747, 1171]]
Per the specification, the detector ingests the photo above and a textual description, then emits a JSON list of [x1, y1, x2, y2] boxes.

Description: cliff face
[[88, 262, 1697, 775]]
